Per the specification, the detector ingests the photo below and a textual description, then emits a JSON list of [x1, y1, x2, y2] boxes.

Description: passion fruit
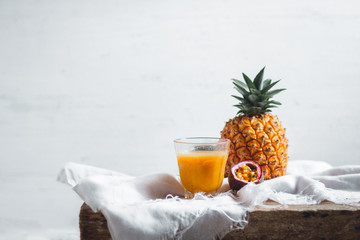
[[228, 160, 263, 191]]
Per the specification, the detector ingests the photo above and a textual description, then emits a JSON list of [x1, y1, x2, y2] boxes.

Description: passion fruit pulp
[[228, 160, 263, 191]]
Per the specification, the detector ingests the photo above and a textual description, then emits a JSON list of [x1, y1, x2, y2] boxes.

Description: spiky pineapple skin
[[221, 113, 288, 180]]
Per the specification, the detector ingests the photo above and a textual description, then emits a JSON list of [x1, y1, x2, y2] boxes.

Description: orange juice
[[177, 151, 228, 194]]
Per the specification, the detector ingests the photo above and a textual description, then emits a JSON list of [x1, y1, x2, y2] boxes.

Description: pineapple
[[221, 67, 288, 180]]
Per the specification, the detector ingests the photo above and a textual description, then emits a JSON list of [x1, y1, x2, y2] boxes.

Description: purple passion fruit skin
[[228, 160, 263, 191]]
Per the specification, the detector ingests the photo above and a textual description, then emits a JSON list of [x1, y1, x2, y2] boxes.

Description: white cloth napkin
[[57, 160, 360, 240]]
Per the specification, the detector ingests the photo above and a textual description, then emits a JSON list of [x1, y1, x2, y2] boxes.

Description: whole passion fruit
[[228, 160, 263, 191]]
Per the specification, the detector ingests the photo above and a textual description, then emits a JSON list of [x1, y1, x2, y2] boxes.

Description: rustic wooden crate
[[79, 201, 360, 240]]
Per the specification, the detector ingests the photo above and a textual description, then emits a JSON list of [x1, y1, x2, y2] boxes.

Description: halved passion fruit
[[228, 160, 263, 191]]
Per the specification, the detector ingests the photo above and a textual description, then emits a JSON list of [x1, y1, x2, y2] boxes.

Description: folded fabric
[[57, 160, 360, 240]]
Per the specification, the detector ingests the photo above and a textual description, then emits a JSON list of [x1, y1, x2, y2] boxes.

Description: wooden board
[[79, 201, 360, 240]]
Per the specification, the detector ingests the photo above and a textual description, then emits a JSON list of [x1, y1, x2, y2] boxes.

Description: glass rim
[[173, 137, 230, 145]]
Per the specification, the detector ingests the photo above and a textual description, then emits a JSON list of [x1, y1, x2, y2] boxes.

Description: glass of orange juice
[[174, 137, 230, 199]]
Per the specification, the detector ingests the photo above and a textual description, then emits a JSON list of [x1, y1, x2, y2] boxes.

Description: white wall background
[[1, 0, 360, 239]]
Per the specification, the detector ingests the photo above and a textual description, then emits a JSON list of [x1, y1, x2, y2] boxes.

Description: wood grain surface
[[79, 201, 360, 240]]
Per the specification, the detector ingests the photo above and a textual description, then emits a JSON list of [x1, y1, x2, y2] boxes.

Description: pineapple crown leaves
[[231, 67, 286, 115]]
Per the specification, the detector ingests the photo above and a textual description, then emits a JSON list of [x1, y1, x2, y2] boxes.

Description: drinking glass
[[174, 137, 230, 199]]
